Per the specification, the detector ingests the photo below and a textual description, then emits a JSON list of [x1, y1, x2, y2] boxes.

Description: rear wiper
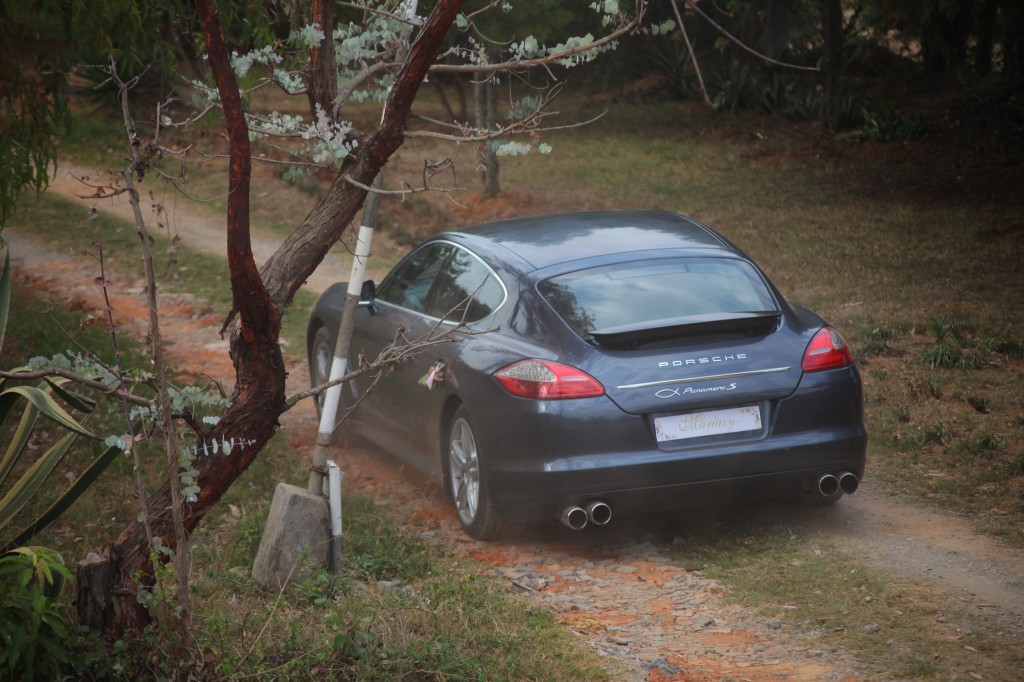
[[590, 311, 781, 347]]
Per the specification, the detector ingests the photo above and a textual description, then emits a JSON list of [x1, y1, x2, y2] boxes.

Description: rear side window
[[377, 242, 505, 322], [377, 243, 455, 313], [427, 248, 505, 322], [538, 257, 776, 337]]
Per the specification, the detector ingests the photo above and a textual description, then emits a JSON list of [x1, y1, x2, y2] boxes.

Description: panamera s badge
[[656, 383, 737, 399]]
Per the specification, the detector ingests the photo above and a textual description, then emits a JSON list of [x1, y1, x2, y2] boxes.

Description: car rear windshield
[[538, 257, 777, 338]]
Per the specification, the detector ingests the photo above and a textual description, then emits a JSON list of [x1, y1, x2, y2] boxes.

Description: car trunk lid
[[574, 314, 806, 416]]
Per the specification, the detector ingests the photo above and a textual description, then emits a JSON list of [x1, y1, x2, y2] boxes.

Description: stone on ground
[[251, 482, 329, 589]]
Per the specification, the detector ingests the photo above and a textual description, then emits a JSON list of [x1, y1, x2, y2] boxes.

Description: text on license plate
[[654, 405, 762, 443]]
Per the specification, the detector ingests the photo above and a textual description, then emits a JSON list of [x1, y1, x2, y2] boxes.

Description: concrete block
[[251, 482, 329, 590]]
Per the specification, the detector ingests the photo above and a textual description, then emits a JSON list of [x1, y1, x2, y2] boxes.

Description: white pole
[[307, 0, 420, 494], [314, 224, 373, 442], [327, 460, 344, 573], [307, 194, 379, 493]]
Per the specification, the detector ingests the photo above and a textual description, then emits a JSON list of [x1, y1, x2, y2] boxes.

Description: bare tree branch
[[671, 0, 712, 106], [688, 0, 819, 72], [428, 4, 645, 77], [338, 1, 423, 28], [284, 323, 492, 410], [0, 367, 155, 408], [109, 57, 192, 630]]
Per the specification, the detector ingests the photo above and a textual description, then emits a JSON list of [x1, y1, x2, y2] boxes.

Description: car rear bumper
[[472, 373, 866, 524], [486, 432, 866, 523]]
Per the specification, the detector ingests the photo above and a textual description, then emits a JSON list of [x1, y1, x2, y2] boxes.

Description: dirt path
[[6, 171, 1024, 680], [795, 485, 1024, 626], [43, 163, 380, 292]]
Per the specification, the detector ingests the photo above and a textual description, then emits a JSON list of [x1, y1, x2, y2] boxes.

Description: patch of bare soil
[[6, 169, 1024, 681]]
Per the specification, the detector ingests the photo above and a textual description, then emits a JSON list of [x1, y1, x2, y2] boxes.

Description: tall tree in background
[[1, 1, 86, 228], [820, 0, 844, 131], [862, 0, 1023, 78], [453, 0, 578, 197]]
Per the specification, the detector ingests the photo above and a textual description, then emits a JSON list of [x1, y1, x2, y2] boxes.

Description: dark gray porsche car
[[307, 210, 866, 539]]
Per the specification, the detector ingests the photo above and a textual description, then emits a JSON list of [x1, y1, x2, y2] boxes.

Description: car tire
[[310, 325, 350, 447], [447, 406, 508, 540]]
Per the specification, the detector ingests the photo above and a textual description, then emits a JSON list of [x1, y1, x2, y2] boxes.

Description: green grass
[[172, 433, 612, 681], [181, 485, 612, 681], [2, 280, 611, 680]]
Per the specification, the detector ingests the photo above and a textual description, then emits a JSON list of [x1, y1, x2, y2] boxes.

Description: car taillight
[[494, 359, 605, 399], [802, 326, 853, 372]]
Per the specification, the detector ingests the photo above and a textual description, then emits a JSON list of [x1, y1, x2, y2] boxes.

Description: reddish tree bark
[[306, 0, 338, 116], [76, 0, 465, 636]]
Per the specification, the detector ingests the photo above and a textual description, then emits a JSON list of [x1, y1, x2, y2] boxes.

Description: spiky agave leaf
[[0, 374, 104, 544], [0, 432, 78, 531], [0, 385, 96, 439], [43, 377, 97, 414], [0, 250, 9, 354], [2, 444, 120, 552], [0, 398, 40, 489]]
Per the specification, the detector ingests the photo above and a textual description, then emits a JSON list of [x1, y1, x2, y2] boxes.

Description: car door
[[399, 245, 507, 462], [349, 242, 457, 450], [351, 241, 507, 472]]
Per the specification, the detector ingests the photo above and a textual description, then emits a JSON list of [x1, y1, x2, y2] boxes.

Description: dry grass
[[57, 89, 1024, 543]]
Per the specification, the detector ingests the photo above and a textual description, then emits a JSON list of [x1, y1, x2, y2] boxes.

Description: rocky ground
[[5, 164, 1023, 681]]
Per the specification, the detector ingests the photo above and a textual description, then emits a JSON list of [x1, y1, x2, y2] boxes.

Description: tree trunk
[[452, 74, 469, 123], [820, 0, 843, 132], [434, 76, 458, 122], [76, 0, 465, 637], [306, 0, 338, 117], [1001, 0, 1024, 80], [920, 0, 971, 75], [484, 79, 500, 196], [974, 0, 997, 76], [475, 73, 500, 197]]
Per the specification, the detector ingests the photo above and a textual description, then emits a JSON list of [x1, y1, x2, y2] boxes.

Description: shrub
[[0, 546, 76, 680]]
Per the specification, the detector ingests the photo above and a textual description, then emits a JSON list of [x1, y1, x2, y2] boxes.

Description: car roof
[[444, 210, 738, 270]]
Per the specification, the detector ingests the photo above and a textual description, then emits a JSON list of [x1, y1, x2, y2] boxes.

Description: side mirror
[[358, 279, 379, 316]]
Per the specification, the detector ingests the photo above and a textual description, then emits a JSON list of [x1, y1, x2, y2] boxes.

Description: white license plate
[[654, 405, 762, 443]]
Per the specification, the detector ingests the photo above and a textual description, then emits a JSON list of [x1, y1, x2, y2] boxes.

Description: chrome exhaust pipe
[[838, 471, 860, 495], [560, 505, 588, 530], [817, 473, 840, 496], [586, 500, 612, 526]]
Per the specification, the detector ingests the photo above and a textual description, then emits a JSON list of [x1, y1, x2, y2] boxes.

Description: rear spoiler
[[590, 311, 781, 347]]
